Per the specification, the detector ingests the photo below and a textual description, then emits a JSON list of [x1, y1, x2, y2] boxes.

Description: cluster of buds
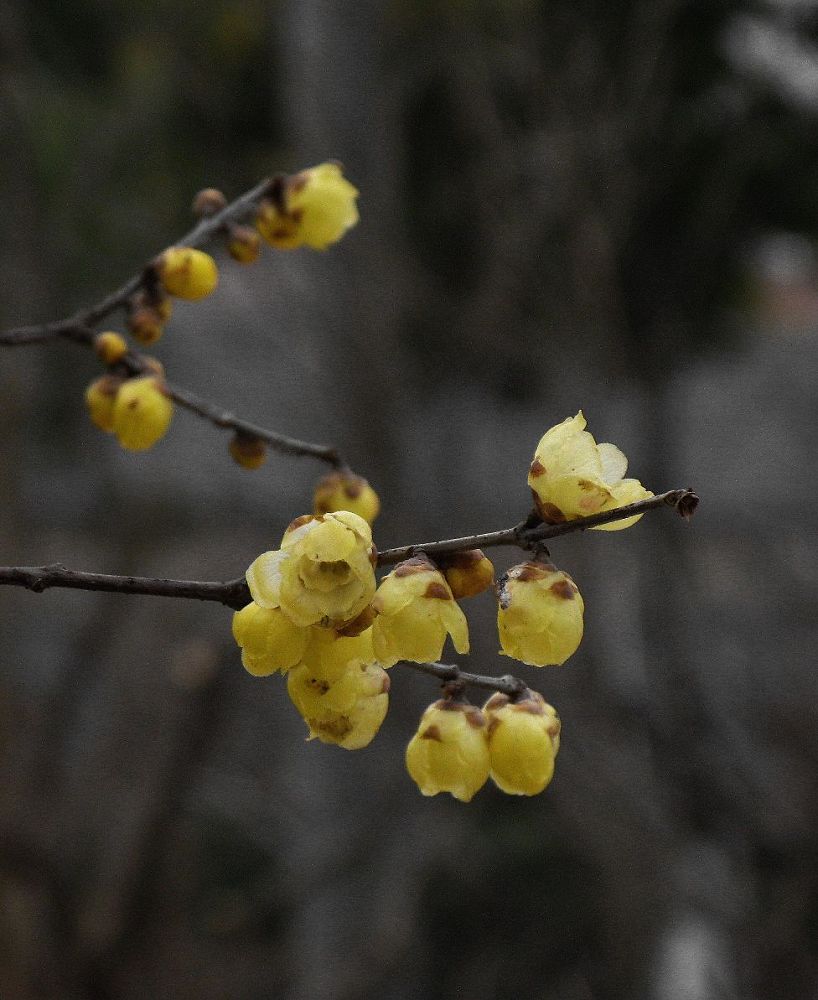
[[85, 337, 173, 452], [79, 163, 359, 458], [406, 690, 561, 800]]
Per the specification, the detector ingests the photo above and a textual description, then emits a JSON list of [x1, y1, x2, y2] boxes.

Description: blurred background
[[1, 1, 817, 997]]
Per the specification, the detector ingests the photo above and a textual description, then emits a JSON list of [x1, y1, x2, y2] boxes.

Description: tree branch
[[0, 490, 697, 609], [0, 564, 248, 610], [376, 488, 698, 565]]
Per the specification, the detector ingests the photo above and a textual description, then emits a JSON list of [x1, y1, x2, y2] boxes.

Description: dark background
[[1, 1, 817, 997]]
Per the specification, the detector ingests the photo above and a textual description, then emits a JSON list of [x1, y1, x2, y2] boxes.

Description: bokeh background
[[1, 1, 817, 997]]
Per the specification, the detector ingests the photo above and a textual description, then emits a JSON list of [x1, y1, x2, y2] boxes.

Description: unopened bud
[[192, 187, 227, 217], [94, 331, 128, 366], [313, 470, 380, 524], [438, 549, 495, 599], [84, 374, 123, 433], [227, 224, 262, 264], [229, 433, 267, 470], [157, 247, 218, 300]]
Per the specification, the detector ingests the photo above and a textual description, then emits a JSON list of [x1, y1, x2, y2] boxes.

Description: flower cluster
[[82, 163, 359, 457], [85, 370, 173, 451], [230, 414, 651, 798]]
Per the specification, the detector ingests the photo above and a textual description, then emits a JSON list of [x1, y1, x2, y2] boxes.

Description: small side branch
[[402, 660, 528, 697], [166, 381, 342, 466], [376, 488, 698, 565]]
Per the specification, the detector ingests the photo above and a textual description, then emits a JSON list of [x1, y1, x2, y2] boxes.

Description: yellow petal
[[597, 442, 628, 484], [245, 550, 287, 609], [591, 479, 654, 531]]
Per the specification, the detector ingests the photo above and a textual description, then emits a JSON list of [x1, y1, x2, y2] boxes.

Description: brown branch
[[0, 178, 275, 345], [401, 660, 528, 697], [165, 379, 342, 466], [376, 488, 698, 565], [0, 564, 249, 610], [0, 490, 697, 610]]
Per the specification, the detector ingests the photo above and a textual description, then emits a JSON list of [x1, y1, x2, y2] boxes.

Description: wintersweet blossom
[[483, 690, 561, 796], [371, 555, 469, 667], [497, 561, 584, 667], [528, 411, 652, 530], [245, 511, 376, 628], [405, 700, 490, 802]]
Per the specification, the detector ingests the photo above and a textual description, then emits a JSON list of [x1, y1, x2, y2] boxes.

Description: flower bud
[[256, 163, 359, 251], [84, 375, 123, 433], [231, 601, 310, 676], [191, 187, 227, 217], [156, 247, 218, 300], [111, 375, 173, 451], [94, 331, 128, 366], [405, 699, 490, 802], [228, 433, 267, 470], [437, 549, 495, 599], [227, 224, 262, 264], [483, 690, 561, 796], [497, 561, 584, 667], [313, 471, 380, 524], [371, 555, 469, 667]]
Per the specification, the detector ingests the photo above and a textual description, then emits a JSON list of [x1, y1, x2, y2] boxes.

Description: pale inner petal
[[597, 442, 628, 484]]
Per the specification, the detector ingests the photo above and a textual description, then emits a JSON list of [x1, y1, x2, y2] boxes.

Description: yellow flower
[[371, 556, 469, 667], [405, 700, 490, 802], [94, 331, 128, 365], [231, 601, 310, 676], [484, 690, 561, 796], [287, 628, 388, 749], [313, 471, 380, 525], [246, 511, 376, 628], [157, 247, 219, 300], [497, 561, 584, 667], [256, 163, 359, 251], [84, 375, 122, 432], [528, 411, 652, 530], [438, 549, 495, 599], [111, 376, 173, 451]]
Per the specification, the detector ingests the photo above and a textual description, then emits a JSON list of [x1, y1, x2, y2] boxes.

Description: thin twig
[[0, 564, 248, 610], [401, 661, 528, 696], [0, 178, 275, 345], [376, 488, 698, 565], [166, 380, 342, 466]]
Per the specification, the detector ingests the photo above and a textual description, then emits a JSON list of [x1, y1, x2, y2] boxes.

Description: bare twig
[[376, 488, 698, 565], [165, 379, 342, 466], [0, 564, 249, 610], [401, 660, 528, 697]]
